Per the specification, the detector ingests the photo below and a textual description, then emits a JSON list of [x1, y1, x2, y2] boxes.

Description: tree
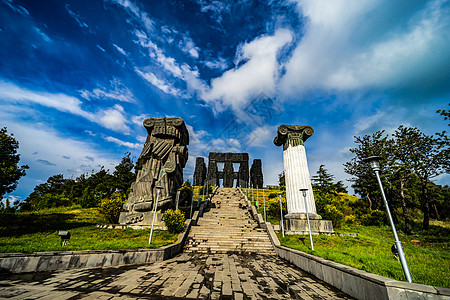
[[0, 127, 29, 199], [312, 165, 347, 194], [393, 126, 449, 230], [112, 152, 135, 196], [437, 103, 450, 125], [344, 130, 395, 211]]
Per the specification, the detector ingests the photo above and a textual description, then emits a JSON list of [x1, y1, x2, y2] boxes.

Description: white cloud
[[0, 119, 118, 198], [131, 114, 150, 125], [281, 0, 450, 95], [113, 43, 128, 56], [180, 36, 200, 59], [202, 29, 293, 113], [79, 78, 135, 102], [104, 136, 141, 148], [99, 104, 130, 134], [96, 45, 106, 52], [108, 0, 154, 32], [134, 68, 181, 96], [65, 4, 89, 28], [247, 125, 278, 148], [0, 80, 130, 133], [204, 57, 228, 70]]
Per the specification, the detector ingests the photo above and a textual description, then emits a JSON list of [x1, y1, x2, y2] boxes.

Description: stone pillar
[[274, 125, 333, 234]]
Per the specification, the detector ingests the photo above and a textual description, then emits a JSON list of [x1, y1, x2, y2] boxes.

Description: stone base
[[118, 211, 167, 230], [285, 213, 322, 220], [283, 217, 334, 235]]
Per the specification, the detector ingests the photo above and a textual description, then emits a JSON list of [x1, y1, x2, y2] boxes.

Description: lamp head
[[363, 156, 382, 172], [299, 188, 308, 197]]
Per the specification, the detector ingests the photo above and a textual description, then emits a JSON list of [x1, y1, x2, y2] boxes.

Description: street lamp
[[149, 186, 164, 244], [363, 156, 413, 283], [263, 188, 267, 222], [299, 188, 314, 251], [175, 188, 181, 210], [278, 193, 285, 237]]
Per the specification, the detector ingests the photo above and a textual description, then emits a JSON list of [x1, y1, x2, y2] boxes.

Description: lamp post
[[189, 189, 194, 219], [175, 188, 181, 210], [149, 186, 164, 244], [363, 156, 412, 283], [263, 188, 267, 222], [299, 188, 314, 251], [278, 193, 285, 237]]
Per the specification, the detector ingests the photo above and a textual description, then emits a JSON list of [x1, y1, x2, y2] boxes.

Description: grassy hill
[[0, 205, 177, 253]]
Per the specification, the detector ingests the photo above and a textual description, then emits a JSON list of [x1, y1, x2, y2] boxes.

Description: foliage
[[0, 127, 29, 199], [359, 209, 388, 226], [21, 153, 135, 211], [198, 185, 213, 195], [312, 165, 347, 194], [99, 192, 127, 223], [179, 180, 193, 206], [266, 195, 287, 220], [344, 124, 449, 232], [278, 171, 285, 190], [163, 209, 185, 233], [322, 204, 344, 228], [268, 192, 278, 199]]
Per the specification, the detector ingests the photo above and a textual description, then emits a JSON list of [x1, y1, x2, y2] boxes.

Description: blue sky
[[1, 0, 449, 201]]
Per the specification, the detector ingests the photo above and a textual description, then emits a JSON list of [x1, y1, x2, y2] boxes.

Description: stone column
[[274, 125, 333, 234]]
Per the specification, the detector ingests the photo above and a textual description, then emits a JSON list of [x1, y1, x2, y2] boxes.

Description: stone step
[[184, 187, 274, 255]]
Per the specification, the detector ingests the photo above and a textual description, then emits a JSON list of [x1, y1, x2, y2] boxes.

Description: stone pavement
[[0, 252, 352, 299]]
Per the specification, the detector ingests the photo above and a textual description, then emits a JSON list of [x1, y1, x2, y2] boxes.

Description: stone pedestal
[[118, 211, 167, 230], [274, 124, 334, 235], [284, 214, 334, 235]]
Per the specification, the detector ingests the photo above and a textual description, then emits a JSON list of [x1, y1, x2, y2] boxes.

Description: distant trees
[[344, 122, 449, 232], [21, 153, 136, 211], [312, 165, 347, 194], [0, 127, 29, 200]]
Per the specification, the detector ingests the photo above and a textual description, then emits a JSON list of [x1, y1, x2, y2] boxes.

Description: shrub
[[322, 204, 344, 228], [266, 196, 287, 219], [99, 192, 127, 223], [36, 193, 71, 210], [268, 192, 278, 199], [80, 187, 97, 208], [344, 215, 357, 224], [163, 209, 185, 233], [359, 209, 388, 226]]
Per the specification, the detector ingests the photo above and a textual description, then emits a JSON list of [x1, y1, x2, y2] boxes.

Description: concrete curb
[[0, 200, 211, 275], [237, 188, 450, 300]]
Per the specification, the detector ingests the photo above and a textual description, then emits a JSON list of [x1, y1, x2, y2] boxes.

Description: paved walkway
[[0, 252, 352, 299]]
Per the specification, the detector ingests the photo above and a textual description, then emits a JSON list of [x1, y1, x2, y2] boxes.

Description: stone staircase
[[184, 187, 275, 255]]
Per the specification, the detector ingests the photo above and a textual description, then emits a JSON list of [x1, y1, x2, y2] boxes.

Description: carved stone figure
[[250, 159, 263, 188], [121, 117, 189, 223], [207, 152, 249, 188], [193, 157, 206, 186]]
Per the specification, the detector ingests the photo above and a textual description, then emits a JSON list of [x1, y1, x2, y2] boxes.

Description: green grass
[[279, 224, 450, 288], [0, 205, 177, 253]]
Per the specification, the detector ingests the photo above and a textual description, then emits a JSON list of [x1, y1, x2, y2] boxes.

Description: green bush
[[98, 192, 127, 223], [322, 204, 344, 228], [344, 214, 357, 224], [163, 209, 185, 233], [359, 209, 388, 226], [266, 196, 287, 219], [36, 193, 71, 210], [268, 192, 278, 199]]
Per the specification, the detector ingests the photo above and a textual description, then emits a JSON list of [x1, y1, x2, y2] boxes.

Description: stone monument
[[250, 159, 263, 188], [274, 125, 333, 234], [207, 152, 249, 188], [193, 157, 206, 186], [119, 117, 189, 227]]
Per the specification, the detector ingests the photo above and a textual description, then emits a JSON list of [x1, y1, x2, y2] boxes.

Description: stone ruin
[[119, 117, 189, 226], [193, 157, 206, 186], [193, 153, 264, 188], [250, 159, 263, 188]]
